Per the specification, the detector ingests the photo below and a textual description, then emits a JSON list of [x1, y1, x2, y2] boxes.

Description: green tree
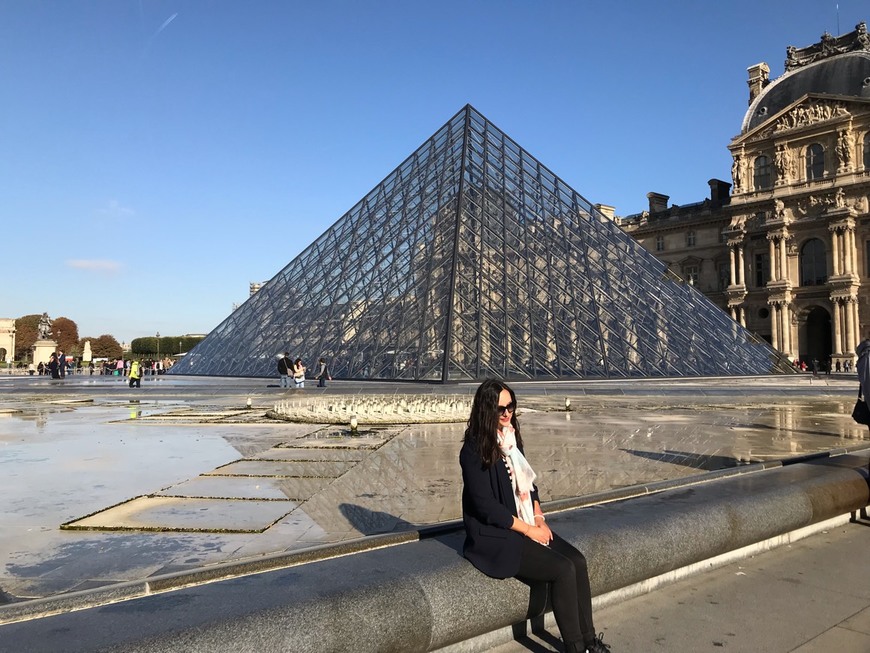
[[179, 335, 204, 353], [52, 317, 80, 355], [14, 314, 40, 360], [131, 335, 204, 356]]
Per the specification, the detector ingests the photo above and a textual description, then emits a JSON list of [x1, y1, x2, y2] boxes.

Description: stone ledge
[[0, 452, 868, 653]]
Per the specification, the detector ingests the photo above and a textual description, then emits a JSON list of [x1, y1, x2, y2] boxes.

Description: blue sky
[[2, 1, 866, 344]]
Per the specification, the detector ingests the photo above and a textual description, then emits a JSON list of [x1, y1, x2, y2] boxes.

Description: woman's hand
[[535, 519, 553, 544], [525, 524, 551, 546]]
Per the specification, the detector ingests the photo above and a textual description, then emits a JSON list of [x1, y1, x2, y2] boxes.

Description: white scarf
[[498, 425, 537, 526]]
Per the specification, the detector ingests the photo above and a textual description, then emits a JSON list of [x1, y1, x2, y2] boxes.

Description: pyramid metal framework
[[171, 105, 793, 382]]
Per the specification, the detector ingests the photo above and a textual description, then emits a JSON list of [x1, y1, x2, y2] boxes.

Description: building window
[[806, 143, 825, 180], [686, 230, 696, 247], [754, 252, 769, 287], [759, 307, 770, 320], [864, 133, 870, 170], [800, 238, 827, 285], [684, 265, 699, 286], [717, 262, 730, 290], [753, 155, 772, 190], [866, 240, 870, 277], [655, 235, 664, 251]]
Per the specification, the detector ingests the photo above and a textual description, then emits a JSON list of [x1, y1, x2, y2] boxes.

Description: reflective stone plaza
[[0, 373, 865, 602]]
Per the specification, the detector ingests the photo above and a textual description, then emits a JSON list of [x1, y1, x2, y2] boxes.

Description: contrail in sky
[[154, 13, 178, 37]]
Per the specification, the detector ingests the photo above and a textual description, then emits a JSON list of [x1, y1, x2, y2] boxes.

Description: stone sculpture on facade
[[731, 155, 743, 192], [774, 198, 787, 220], [837, 128, 853, 171], [856, 21, 870, 50], [775, 145, 789, 182], [785, 22, 870, 71], [774, 101, 849, 133]]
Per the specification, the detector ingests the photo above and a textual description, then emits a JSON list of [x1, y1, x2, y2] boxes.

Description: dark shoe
[[586, 633, 611, 653]]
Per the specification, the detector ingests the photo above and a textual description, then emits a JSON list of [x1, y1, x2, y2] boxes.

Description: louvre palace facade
[[620, 22, 870, 369]]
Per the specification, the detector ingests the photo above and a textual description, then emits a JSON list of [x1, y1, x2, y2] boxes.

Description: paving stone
[[64, 497, 295, 533]]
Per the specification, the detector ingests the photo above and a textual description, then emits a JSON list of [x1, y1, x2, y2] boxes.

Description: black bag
[[852, 388, 870, 425]]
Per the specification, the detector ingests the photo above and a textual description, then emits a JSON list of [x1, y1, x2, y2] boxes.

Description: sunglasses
[[497, 402, 516, 416]]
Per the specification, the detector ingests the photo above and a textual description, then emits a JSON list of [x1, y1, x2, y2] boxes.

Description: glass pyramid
[[170, 105, 793, 382]]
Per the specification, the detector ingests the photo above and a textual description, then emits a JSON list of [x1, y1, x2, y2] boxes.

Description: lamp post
[[156, 332, 160, 373]]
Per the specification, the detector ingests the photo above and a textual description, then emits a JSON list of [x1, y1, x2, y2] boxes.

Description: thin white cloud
[[98, 200, 135, 219], [66, 259, 123, 273]]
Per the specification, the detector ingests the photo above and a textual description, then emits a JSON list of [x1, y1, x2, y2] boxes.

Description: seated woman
[[459, 379, 610, 653]]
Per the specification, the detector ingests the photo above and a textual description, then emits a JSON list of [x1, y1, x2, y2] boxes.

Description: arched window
[[806, 143, 825, 180], [800, 238, 827, 286], [753, 155, 772, 190], [864, 133, 870, 170]]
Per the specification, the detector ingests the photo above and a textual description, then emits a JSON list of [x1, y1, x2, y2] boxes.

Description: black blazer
[[459, 437, 540, 579]]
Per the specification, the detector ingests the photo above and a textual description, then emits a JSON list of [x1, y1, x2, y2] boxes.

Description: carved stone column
[[726, 230, 748, 323], [770, 302, 780, 351], [846, 297, 857, 352], [729, 247, 736, 286], [844, 227, 854, 275], [832, 299, 843, 355], [768, 237, 777, 282], [781, 302, 792, 355], [779, 236, 788, 279], [850, 227, 859, 275], [830, 225, 841, 276]]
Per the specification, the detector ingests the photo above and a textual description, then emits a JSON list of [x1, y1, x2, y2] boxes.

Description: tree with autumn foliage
[[87, 335, 123, 360], [51, 317, 80, 356], [14, 314, 40, 360]]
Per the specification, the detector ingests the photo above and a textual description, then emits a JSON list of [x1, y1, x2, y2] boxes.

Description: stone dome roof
[[743, 51, 870, 133]]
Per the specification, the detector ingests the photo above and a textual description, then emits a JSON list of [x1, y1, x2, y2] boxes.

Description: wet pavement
[[0, 372, 867, 603]]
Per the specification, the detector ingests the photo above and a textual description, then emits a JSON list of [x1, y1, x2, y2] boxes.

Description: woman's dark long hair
[[463, 379, 522, 468]]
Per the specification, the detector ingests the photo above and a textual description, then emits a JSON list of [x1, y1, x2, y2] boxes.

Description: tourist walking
[[277, 352, 292, 388], [292, 358, 306, 388], [128, 360, 142, 388], [316, 357, 331, 387], [459, 379, 610, 653]]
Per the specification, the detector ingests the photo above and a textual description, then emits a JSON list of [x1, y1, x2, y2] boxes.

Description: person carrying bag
[[855, 340, 870, 427]]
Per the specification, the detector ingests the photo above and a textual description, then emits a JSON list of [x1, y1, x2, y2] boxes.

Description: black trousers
[[516, 531, 594, 646]]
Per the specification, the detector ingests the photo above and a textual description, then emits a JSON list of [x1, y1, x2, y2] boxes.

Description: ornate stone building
[[0, 319, 16, 364], [621, 22, 870, 368]]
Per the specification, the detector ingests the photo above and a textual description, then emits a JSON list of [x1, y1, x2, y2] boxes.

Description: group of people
[[34, 356, 176, 381], [792, 357, 854, 375], [277, 354, 331, 388], [39, 350, 70, 379]]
